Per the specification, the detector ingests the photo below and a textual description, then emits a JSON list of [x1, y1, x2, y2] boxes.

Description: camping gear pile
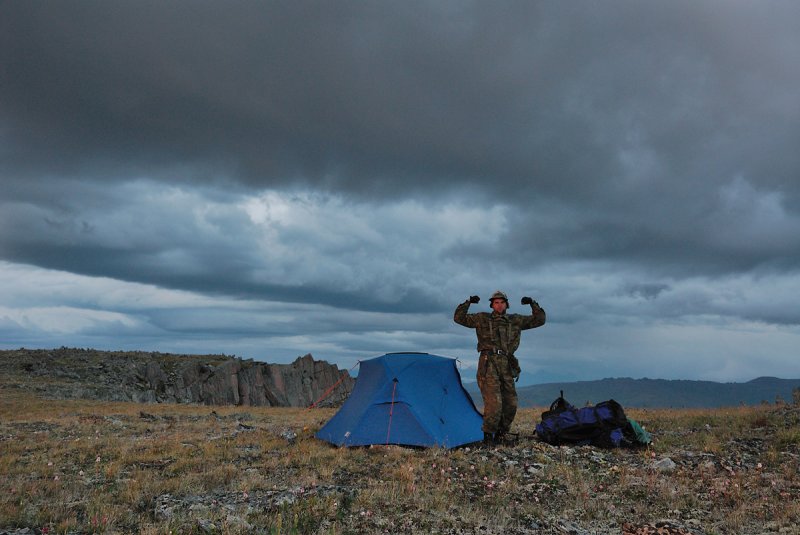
[[535, 390, 652, 448]]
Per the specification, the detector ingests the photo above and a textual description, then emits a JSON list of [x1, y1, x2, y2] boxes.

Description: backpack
[[535, 391, 649, 448]]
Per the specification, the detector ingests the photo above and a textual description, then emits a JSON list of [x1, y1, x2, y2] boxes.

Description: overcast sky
[[2, 1, 799, 384]]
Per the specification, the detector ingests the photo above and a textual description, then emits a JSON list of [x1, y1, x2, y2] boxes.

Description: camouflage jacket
[[453, 300, 546, 355]]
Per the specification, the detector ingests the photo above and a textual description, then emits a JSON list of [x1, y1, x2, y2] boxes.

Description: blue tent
[[316, 352, 484, 448]]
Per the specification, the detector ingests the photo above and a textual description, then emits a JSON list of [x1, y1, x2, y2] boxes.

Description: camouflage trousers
[[476, 352, 517, 435]]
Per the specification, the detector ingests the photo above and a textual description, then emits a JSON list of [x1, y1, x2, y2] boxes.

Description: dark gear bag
[[535, 391, 645, 448]]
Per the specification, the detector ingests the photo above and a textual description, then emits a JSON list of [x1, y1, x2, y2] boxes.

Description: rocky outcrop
[[262, 353, 352, 407], [0, 348, 354, 407]]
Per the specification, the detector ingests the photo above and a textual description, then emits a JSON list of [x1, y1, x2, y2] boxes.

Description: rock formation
[[0, 348, 354, 407]]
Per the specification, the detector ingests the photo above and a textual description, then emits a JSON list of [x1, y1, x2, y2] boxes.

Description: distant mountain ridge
[[465, 376, 800, 408]]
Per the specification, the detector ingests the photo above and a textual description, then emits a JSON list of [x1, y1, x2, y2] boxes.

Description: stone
[[280, 428, 298, 444], [654, 457, 677, 472], [225, 515, 252, 531], [197, 519, 217, 533]]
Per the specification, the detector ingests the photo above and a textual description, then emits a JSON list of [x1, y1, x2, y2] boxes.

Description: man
[[454, 291, 546, 446]]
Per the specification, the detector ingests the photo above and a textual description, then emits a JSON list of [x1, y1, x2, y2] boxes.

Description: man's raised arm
[[454, 295, 480, 327], [519, 296, 546, 329]]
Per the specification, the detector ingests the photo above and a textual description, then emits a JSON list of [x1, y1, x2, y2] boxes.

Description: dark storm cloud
[[6, 0, 796, 279], [2, 1, 800, 378], [4, 2, 798, 191]]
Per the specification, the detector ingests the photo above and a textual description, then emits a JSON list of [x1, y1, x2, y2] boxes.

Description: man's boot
[[483, 432, 495, 447], [495, 430, 506, 445]]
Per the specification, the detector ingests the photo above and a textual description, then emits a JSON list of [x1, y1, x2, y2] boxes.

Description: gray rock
[[526, 462, 545, 474], [154, 494, 176, 520], [202, 359, 242, 405], [237, 363, 271, 406], [197, 519, 217, 534], [654, 457, 677, 472], [280, 429, 298, 444], [189, 503, 210, 514], [145, 361, 169, 392], [225, 515, 252, 532]]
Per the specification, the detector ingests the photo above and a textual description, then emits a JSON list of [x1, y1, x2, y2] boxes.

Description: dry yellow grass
[[1, 388, 799, 534]]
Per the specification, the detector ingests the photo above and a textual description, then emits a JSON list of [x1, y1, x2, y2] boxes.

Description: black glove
[[521, 296, 533, 305], [469, 295, 480, 304]]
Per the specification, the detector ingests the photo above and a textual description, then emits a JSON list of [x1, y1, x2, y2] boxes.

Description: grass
[[1, 388, 799, 534]]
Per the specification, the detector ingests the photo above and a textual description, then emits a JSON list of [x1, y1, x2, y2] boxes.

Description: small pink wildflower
[[95, 456, 101, 463]]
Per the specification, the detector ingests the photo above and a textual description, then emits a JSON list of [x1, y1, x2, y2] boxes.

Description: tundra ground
[[1, 389, 799, 534]]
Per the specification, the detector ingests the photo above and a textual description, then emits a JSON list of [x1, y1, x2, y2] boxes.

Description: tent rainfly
[[316, 352, 484, 448]]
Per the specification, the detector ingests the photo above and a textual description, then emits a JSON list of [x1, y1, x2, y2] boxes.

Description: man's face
[[490, 298, 507, 314]]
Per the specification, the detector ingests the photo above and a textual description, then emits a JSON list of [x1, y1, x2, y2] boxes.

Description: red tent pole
[[385, 379, 398, 445]]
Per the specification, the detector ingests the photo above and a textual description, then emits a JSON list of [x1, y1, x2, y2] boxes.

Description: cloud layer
[[2, 1, 799, 382]]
